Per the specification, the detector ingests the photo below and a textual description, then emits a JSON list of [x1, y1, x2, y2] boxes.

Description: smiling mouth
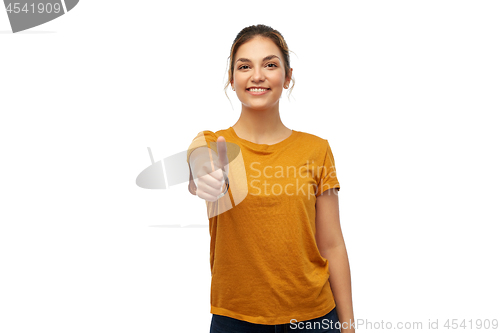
[[246, 88, 270, 95]]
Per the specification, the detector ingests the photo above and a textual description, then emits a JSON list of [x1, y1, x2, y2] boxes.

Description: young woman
[[186, 24, 355, 333]]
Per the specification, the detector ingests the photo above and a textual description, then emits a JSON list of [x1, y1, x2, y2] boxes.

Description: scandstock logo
[[136, 142, 248, 219], [3, 0, 79, 33]]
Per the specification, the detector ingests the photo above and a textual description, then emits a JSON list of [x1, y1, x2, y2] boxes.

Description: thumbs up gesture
[[191, 136, 230, 202], [216, 135, 230, 176]]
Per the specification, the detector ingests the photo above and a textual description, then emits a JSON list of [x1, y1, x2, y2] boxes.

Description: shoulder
[[289, 130, 330, 161], [193, 128, 228, 141], [294, 129, 329, 147], [199, 128, 232, 138]]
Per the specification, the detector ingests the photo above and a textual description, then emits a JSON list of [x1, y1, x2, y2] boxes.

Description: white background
[[1, 1, 499, 332]]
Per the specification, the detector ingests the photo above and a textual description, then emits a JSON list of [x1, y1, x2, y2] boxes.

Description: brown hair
[[224, 24, 296, 102]]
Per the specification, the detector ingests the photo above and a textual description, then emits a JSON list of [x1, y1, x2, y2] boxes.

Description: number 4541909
[[6, 2, 62, 14], [444, 319, 498, 330]]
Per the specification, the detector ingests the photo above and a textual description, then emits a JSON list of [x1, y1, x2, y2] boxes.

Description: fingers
[[194, 136, 229, 202], [195, 165, 226, 202]]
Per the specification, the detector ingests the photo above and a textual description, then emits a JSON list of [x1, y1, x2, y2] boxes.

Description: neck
[[232, 103, 291, 144]]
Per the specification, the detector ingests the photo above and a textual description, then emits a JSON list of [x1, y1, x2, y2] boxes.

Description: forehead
[[235, 37, 282, 61]]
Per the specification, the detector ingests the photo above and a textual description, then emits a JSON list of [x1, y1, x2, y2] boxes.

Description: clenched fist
[[190, 136, 230, 202]]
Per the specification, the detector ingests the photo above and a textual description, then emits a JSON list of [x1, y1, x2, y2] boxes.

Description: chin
[[245, 103, 265, 109]]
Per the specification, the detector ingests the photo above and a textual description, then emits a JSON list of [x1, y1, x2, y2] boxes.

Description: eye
[[237, 63, 278, 70]]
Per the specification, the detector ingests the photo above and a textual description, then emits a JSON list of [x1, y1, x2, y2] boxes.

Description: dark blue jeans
[[210, 306, 342, 333]]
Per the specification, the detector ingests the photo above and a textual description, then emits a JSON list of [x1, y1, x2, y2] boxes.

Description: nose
[[251, 66, 265, 83]]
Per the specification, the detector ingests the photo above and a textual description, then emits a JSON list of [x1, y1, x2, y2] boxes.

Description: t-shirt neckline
[[228, 126, 298, 150]]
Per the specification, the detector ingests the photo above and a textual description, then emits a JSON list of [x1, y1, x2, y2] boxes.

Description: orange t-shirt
[[186, 126, 341, 325]]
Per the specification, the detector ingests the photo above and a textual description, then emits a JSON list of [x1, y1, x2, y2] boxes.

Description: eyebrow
[[236, 55, 281, 64]]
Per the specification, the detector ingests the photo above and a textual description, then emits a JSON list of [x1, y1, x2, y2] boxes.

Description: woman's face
[[232, 37, 291, 111]]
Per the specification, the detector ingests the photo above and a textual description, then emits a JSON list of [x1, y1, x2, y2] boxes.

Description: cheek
[[269, 74, 285, 86], [234, 75, 247, 86]]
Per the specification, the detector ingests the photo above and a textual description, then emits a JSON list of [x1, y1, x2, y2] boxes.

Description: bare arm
[[188, 147, 213, 194], [189, 146, 213, 165], [189, 147, 215, 180], [315, 188, 355, 333]]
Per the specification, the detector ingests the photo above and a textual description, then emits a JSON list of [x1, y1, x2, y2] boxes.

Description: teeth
[[249, 88, 268, 92]]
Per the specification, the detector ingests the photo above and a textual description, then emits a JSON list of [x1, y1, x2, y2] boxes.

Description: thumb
[[216, 136, 229, 174]]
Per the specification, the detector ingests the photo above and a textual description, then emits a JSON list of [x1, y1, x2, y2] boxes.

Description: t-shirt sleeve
[[186, 130, 218, 195], [316, 139, 341, 197]]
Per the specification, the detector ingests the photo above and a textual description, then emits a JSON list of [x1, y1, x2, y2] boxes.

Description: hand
[[193, 136, 229, 202]]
